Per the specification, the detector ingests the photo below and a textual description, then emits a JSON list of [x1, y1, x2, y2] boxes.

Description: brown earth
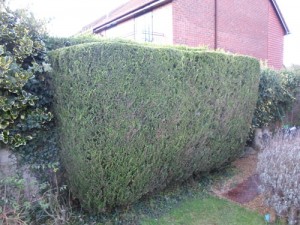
[[224, 174, 259, 204], [211, 152, 272, 215]]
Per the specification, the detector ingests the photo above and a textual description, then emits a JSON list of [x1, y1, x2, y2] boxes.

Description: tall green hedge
[[50, 41, 260, 212]]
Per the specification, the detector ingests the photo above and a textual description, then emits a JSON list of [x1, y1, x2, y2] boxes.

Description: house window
[[134, 12, 153, 42], [103, 4, 173, 45]]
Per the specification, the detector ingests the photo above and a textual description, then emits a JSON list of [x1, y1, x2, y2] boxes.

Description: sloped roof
[[81, 0, 156, 33], [270, 0, 290, 34], [82, 0, 289, 35]]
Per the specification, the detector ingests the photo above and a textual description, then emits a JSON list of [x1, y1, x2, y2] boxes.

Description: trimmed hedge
[[50, 41, 260, 212], [44, 35, 103, 51]]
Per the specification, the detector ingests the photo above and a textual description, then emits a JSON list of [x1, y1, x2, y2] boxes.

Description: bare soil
[[224, 174, 259, 204], [211, 152, 272, 215]]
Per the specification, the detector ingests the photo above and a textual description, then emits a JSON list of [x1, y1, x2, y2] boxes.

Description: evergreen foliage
[[50, 41, 260, 211], [251, 68, 300, 129], [44, 35, 103, 51], [0, 3, 52, 147]]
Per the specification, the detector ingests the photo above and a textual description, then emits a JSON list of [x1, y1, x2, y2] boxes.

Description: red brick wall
[[217, 0, 269, 60], [172, 0, 284, 69], [172, 0, 215, 48], [268, 1, 285, 70]]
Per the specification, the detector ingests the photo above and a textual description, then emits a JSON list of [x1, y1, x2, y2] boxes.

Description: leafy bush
[[0, 168, 72, 224], [257, 131, 300, 225], [283, 66, 300, 126], [50, 41, 260, 211], [251, 68, 300, 129], [289, 64, 300, 73], [0, 174, 32, 224], [0, 3, 52, 147]]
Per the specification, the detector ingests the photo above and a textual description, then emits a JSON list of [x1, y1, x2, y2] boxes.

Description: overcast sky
[[8, 0, 300, 67]]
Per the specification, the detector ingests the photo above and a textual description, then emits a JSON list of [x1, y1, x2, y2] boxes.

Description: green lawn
[[142, 195, 270, 225], [68, 167, 284, 224]]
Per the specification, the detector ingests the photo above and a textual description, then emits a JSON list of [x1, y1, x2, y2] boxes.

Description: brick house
[[81, 0, 289, 69]]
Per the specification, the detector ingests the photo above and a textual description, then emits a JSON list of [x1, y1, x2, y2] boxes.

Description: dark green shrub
[[50, 41, 260, 211], [251, 68, 300, 130], [284, 67, 300, 126]]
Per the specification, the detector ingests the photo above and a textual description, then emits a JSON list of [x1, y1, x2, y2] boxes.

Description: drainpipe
[[214, 0, 218, 50]]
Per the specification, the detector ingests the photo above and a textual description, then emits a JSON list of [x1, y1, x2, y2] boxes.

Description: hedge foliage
[[251, 68, 300, 129], [50, 41, 260, 211], [44, 35, 103, 51]]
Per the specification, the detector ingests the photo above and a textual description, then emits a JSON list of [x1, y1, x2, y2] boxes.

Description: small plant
[[0, 167, 73, 225], [0, 174, 32, 224], [35, 172, 71, 225], [257, 131, 300, 225]]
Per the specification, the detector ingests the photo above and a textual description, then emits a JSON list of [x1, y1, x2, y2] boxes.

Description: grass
[[139, 164, 287, 225], [69, 164, 284, 224], [141, 195, 267, 225]]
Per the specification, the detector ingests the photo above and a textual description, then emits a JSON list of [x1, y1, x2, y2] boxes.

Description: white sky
[[8, 0, 300, 67]]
